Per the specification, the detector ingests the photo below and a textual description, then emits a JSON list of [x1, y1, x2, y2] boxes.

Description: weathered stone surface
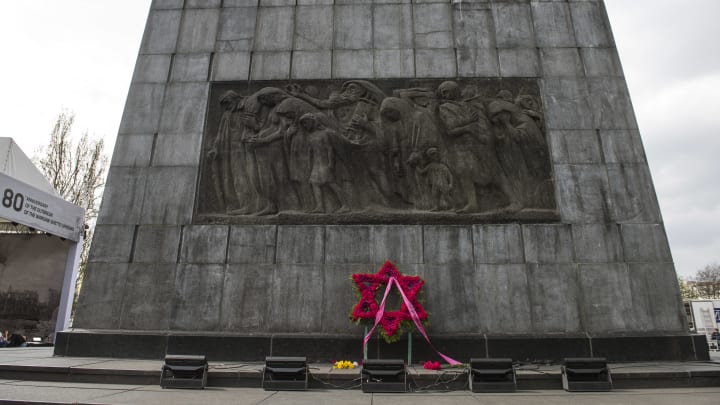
[[541, 77, 593, 130], [522, 224, 573, 264], [554, 164, 613, 223], [607, 164, 662, 223], [255, 7, 294, 51], [140, 166, 197, 225], [414, 3, 452, 49], [276, 226, 324, 264], [621, 224, 673, 263], [220, 264, 274, 331], [493, 2, 535, 48], [211, 52, 250, 81], [132, 54, 172, 83], [325, 226, 371, 264], [457, 48, 499, 77], [227, 225, 277, 264], [549, 130, 603, 164], [628, 263, 686, 331], [269, 264, 323, 332], [322, 264, 364, 333], [531, 2, 576, 48], [97, 167, 147, 224], [186, 0, 221, 8], [572, 223, 623, 263], [374, 4, 413, 49], [180, 225, 229, 264], [295, 6, 333, 50], [577, 264, 636, 332], [152, 133, 203, 167], [72, 263, 128, 329], [251, 51, 291, 80], [333, 50, 374, 78], [140, 10, 181, 54], [110, 134, 154, 167], [473, 224, 524, 264], [88, 225, 135, 263], [424, 264, 480, 333], [527, 263, 581, 333], [151, 0, 184, 10], [499, 48, 539, 77], [177, 9, 219, 53], [170, 54, 210, 82], [424, 226, 474, 265], [581, 47, 624, 77], [374, 49, 414, 78], [540, 48, 584, 77], [171, 264, 224, 330], [415, 49, 457, 77], [334, 5, 372, 50], [217, 7, 256, 51], [119, 264, 176, 330], [159, 83, 209, 134], [588, 77, 638, 130], [570, 1, 614, 48], [453, 6, 494, 49], [599, 130, 647, 164], [370, 225, 423, 265], [291, 50, 332, 79], [475, 264, 531, 334], [133, 225, 181, 264], [118, 84, 165, 135]]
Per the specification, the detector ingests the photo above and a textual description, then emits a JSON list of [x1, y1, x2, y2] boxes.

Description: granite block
[[554, 164, 613, 223], [177, 8, 220, 53], [276, 226, 324, 264], [475, 264, 531, 334], [498, 48, 539, 77], [291, 50, 332, 79], [325, 226, 372, 264], [588, 77, 638, 130], [629, 263, 686, 332], [473, 224, 524, 264], [492, 2, 535, 48], [374, 49, 415, 78], [548, 130, 602, 164], [540, 48, 584, 77], [250, 51, 291, 80], [269, 264, 323, 332], [185, 0, 221, 7], [599, 130, 647, 163], [255, 6, 294, 51], [140, 166, 197, 225], [527, 263, 581, 333], [217, 7, 256, 51], [570, 1, 614, 47], [227, 225, 277, 264], [531, 1, 576, 47], [332, 50, 373, 79], [118, 83, 165, 134], [224, 0, 260, 6], [621, 224, 673, 263], [220, 264, 273, 331], [415, 49, 457, 78], [322, 264, 364, 334], [170, 53, 210, 82], [457, 48, 499, 77], [453, 7, 494, 49], [132, 54, 172, 83], [158, 82, 209, 134], [414, 3, 453, 49], [423, 226, 474, 265], [151, 132, 203, 166], [132, 225, 182, 263], [578, 264, 636, 332], [97, 167, 147, 224], [140, 10, 182, 54], [373, 4, 413, 49], [370, 225, 423, 265], [572, 223, 623, 263], [151, 0, 184, 9], [119, 263, 176, 330], [294, 6, 333, 50], [71, 263, 128, 329], [180, 225, 229, 264], [522, 224, 573, 264], [581, 47, 623, 77], [211, 52, 251, 81], [607, 164, 662, 223], [424, 264, 480, 333], [88, 225, 135, 263], [334, 5, 372, 50], [540, 77, 593, 130], [171, 264, 225, 330], [110, 134, 154, 167]]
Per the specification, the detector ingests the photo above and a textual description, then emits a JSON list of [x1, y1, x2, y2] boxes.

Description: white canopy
[[0, 137, 84, 241], [0, 137, 58, 196]]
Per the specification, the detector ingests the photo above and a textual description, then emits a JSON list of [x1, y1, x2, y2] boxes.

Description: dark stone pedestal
[[54, 331, 709, 363]]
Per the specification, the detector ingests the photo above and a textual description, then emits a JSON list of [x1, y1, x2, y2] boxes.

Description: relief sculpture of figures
[[197, 79, 557, 224]]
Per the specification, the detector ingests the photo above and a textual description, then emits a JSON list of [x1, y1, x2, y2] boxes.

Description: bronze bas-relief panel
[[195, 79, 558, 224]]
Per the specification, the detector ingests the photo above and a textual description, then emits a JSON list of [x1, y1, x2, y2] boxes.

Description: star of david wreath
[[350, 261, 428, 344]]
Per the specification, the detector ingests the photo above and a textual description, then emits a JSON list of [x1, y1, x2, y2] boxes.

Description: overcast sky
[[0, 1, 717, 278]]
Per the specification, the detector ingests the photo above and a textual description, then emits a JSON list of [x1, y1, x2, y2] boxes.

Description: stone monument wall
[[59, 0, 701, 362]]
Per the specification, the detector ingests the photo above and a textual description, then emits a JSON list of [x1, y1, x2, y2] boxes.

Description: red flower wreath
[[350, 261, 428, 344]]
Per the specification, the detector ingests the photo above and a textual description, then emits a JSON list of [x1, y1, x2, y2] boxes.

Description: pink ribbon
[[363, 277, 461, 365]]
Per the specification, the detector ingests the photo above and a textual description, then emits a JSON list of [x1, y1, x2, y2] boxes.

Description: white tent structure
[[0, 137, 84, 340]]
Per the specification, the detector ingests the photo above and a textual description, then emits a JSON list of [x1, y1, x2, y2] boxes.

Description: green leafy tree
[[33, 111, 108, 298]]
